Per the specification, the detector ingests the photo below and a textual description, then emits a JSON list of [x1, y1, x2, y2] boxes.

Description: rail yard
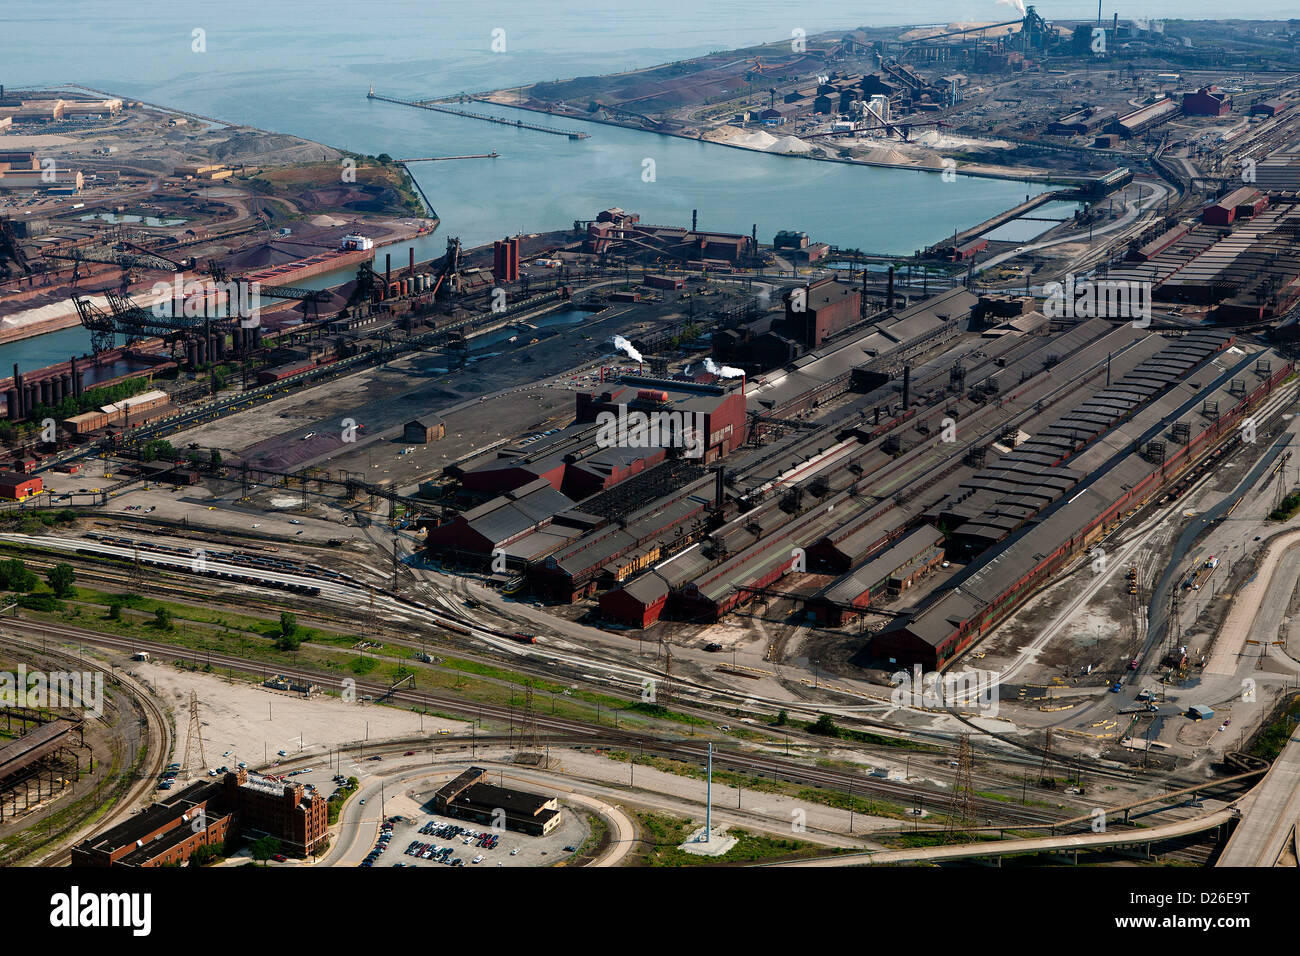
[[1, 10, 1299, 900]]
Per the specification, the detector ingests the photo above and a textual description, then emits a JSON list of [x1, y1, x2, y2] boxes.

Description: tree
[[47, 563, 76, 598], [108, 602, 123, 621], [188, 843, 222, 866], [0, 558, 37, 593], [154, 606, 172, 630], [773, 709, 789, 727], [209, 449, 222, 470], [808, 713, 841, 738], [249, 836, 281, 864], [276, 612, 300, 651]]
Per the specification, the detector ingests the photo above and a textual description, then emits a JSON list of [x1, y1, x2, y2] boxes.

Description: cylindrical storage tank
[[24, 383, 37, 413], [39, 379, 51, 407], [60, 374, 72, 402], [186, 342, 199, 368], [5, 389, 18, 421], [252, 327, 263, 348], [50, 378, 62, 405]]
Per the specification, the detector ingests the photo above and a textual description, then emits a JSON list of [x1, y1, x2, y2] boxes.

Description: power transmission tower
[[660, 642, 674, 707], [131, 544, 144, 591], [1037, 728, 1054, 788], [366, 586, 379, 636], [182, 690, 207, 782], [943, 734, 974, 842], [521, 684, 539, 749], [1168, 590, 1182, 653]]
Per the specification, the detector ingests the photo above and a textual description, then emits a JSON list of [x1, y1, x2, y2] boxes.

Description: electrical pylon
[[182, 690, 207, 782]]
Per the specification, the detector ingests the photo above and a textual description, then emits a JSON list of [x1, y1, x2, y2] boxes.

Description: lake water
[[2, 1, 1262, 372]]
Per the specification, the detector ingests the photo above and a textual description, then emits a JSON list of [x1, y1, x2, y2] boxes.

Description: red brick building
[[1182, 86, 1231, 116], [783, 277, 861, 349], [0, 474, 41, 500], [71, 769, 329, 866]]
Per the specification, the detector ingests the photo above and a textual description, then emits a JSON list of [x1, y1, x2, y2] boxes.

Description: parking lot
[[360, 806, 590, 869]]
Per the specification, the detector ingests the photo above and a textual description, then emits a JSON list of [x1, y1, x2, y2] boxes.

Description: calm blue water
[[982, 199, 1084, 241], [2, 1, 1273, 370]]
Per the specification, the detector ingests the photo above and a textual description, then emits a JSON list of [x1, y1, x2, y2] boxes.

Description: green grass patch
[[633, 811, 830, 866]]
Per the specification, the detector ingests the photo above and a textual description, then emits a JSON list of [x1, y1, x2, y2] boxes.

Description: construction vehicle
[[1185, 555, 1219, 591]]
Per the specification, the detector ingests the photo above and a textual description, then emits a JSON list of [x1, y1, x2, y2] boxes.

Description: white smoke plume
[[610, 335, 643, 363], [996, 0, 1028, 17], [696, 357, 744, 378]]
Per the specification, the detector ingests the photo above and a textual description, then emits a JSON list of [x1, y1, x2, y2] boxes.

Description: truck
[[1186, 555, 1219, 591]]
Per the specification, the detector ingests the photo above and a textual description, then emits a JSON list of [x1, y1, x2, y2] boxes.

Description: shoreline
[[473, 94, 1078, 187]]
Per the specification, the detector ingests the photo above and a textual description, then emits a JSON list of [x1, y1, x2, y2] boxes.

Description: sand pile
[[863, 146, 913, 165], [767, 135, 812, 154], [704, 125, 780, 150]]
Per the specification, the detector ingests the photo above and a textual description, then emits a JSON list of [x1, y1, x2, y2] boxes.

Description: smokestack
[[385, 253, 391, 291], [13, 364, 22, 418], [886, 265, 896, 310], [409, 247, 415, 277], [902, 365, 911, 409], [692, 209, 698, 233], [714, 465, 725, 509], [874, 406, 880, 425]]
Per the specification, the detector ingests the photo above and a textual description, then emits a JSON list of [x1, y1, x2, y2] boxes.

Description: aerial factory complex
[[2, 7, 1300, 880]]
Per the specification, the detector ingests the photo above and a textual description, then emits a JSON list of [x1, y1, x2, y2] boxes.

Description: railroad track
[[10, 619, 1084, 831], [0, 632, 173, 867]]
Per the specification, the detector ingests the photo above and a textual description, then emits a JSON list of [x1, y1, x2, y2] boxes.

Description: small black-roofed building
[[403, 418, 445, 444], [430, 767, 561, 835]]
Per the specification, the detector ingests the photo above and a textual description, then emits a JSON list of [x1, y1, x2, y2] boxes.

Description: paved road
[[1205, 528, 1300, 677], [767, 807, 1235, 866], [1217, 726, 1300, 867]]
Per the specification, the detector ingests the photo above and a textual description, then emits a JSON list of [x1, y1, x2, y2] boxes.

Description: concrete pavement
[[1217, 725, 1300, 867]]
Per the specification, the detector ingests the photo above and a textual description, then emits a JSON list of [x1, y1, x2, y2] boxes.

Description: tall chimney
[[886, 265, 896, 310], [385, 253, 391, 291], [714, 465, 725, 509], [409, 247, 415, 277], [902, 365, 911, 409], [691, 209, 698, 233]]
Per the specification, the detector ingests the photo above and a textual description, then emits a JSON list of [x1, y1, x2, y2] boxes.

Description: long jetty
[[398, 152, 499, 161], [367, 91, 590, 140]]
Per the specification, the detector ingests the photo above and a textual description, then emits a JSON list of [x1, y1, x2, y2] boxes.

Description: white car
[[472, 855, 484, 864], [510, 848, 519, 856], [277, 750, 287, 757]]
